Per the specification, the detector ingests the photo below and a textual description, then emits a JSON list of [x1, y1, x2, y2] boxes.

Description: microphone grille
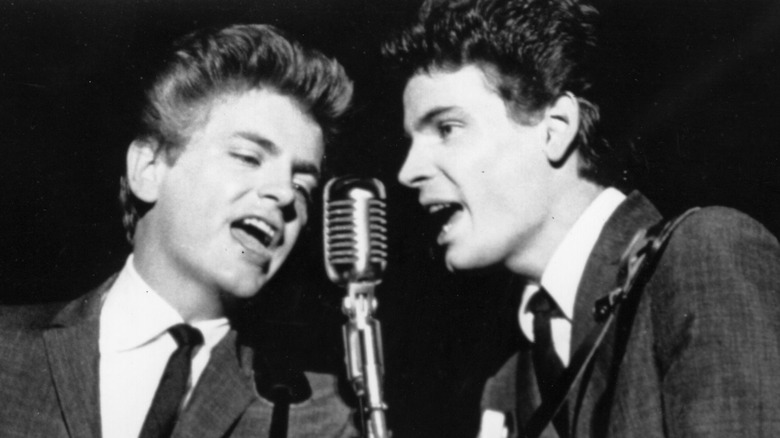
[[324, 177, 388, 285]]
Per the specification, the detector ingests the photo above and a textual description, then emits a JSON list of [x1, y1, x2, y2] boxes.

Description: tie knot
[[527, 289, 563, 318], [168, 324, 204, 348]]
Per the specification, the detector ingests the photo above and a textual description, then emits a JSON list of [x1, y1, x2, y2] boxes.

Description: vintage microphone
[[323, 176, 390, 438]]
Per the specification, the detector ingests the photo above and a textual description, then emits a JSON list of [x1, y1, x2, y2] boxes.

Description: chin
[[445, 251, 479, 272], [217, 273, 268, 300], [445, 246, 501, 273]]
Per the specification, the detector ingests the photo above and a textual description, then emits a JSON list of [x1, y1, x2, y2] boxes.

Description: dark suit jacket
[[0, 276, 356, 438], [482, 191, 780, 437]]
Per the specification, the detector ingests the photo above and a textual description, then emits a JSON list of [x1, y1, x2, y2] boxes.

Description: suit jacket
[[482, 191, 780, 437], [0, 276, 357, 438]]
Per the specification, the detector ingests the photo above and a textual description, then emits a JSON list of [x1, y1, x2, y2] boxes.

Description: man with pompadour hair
[[0, 23, 358, 438], [383, 0, 780, 437]]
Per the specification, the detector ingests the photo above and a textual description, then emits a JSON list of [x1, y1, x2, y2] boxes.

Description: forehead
[[402, 65, 505, 129], [195, 89, 325, 162]]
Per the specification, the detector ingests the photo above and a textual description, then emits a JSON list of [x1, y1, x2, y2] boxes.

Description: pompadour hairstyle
[[382, 0, 621, 185], [120, 24, 353, 243]]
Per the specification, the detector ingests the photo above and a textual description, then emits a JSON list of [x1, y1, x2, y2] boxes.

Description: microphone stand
[[342, 282, 389, 438], [323, 175, 390, 438]]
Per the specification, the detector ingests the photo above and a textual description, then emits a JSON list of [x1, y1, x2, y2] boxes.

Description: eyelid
[[293, 176, 318, 201], [230, 151, 262, 165], [293, 180, 313, 193], [437, 118, 463, 136], [229, 141, 265, 157], [437, 115, 463, 126]]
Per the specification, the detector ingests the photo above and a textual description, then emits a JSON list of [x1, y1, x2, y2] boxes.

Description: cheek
[[466, 160, 534, 225], [188, 166, 248, 209], [295, 201, 310, 228], [283, 214, 306, 251]]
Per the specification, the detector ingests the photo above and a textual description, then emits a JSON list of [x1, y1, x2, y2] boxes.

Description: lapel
[[42, 276, 116, 438], [174, 330, 257, 438], [565, 191, 661, 428]]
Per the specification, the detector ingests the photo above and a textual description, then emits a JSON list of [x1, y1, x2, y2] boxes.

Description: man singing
[[382, 0, 780, 436], [0, 24, 357, 438]]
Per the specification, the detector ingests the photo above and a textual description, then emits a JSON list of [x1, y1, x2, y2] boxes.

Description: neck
[[505, 179, 604, 281], [131, 229, 225, 323]]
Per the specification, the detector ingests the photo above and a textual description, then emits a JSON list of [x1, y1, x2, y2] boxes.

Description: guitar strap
[[521, 207, 700, 438]]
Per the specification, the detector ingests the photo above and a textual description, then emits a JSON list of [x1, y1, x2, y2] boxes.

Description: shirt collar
[[99, 255, 229, 353], [539, 187, 626, 321]]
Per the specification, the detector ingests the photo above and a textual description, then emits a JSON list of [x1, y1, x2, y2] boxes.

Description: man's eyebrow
[[233, 131, 321, 180], [233, 131, 279, 154], [407, 106, 457, 134], [292, 160, 321, 181]]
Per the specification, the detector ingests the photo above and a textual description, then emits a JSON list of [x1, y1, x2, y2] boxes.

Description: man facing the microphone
[[382, 0, 780, 437], [0, 24, 357, 437]]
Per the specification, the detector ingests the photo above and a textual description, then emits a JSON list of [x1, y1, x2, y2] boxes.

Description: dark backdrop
[[2, 1, 779, 437]]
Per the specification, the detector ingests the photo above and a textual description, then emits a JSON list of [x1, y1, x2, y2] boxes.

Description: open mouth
[[232, 217, 278, 248], [426, 203, 463, 236]]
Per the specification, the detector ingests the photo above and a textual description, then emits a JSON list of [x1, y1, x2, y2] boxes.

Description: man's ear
[[542, 92, 580, 166], [126, 139, 168, 203]]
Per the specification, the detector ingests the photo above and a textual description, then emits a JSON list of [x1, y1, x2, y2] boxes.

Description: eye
[[293, 181, 314, 206], [437, 121, 462, 139], [230, 152, 261, 166]]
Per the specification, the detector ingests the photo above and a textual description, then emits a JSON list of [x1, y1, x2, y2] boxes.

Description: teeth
[[427, 203, 450, 214], [240, 217, 277, 245], [425, 202, 462, 239], [243, 217, 275, 235]]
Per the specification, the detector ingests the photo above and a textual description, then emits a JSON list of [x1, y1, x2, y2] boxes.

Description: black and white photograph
[[1, 0, 779, 437]]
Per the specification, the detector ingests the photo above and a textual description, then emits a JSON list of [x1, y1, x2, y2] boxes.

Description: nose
[[397, 139, 435, 188], [259, 168, 296, 207]]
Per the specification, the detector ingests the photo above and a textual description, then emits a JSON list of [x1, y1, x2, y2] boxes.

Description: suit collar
[[42, 275, 116, 438], [541, 187, 626, 325], [563, 191, 661, 431], [43, 275, 257, 438], [174, 330, 257, 437], [570, 191, 662, 350], [503, 192, 662, 436], [41, 274, 256, 438]]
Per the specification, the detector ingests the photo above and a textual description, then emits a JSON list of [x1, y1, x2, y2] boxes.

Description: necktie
[[528, 289, 569, 437], [139, 324, 204, 438]]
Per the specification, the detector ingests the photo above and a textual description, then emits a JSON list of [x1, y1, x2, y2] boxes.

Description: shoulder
[[657, 206, 780, 282], [0, 299, 74, 363], [654, 205, 780, 289], [0, 301, 69, 330], [647, 206, 780, 362], [0, 273, 116, 330], [0, 307, 52, 381], [670, 206, 778, 247]]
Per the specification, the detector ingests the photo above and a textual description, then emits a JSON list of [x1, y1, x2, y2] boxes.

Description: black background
[[2, 1, 780, 436]]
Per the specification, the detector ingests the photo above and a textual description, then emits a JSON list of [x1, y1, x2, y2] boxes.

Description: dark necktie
[[139, 324, 204, 438], [528, 289, 569, 437]]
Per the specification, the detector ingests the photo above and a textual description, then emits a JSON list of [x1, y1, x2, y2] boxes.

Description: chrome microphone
[[324, 176, 390, 438]]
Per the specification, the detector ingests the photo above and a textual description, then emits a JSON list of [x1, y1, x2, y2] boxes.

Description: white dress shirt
[[99, 255, 230, 438], [518, 187, 625, 365], [479, 188, 625, 438], [518, 188, 626, 366]]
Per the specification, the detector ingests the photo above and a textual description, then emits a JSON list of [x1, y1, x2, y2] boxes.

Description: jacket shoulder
[[657, 205, 780, 285], [648, 206, 780, 367], [672, 206, 778, 245], [0, 301, 69, 329]]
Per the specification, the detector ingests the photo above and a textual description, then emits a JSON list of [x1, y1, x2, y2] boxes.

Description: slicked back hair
[[383, 0, 620, 186], [120, 24, 353, 243]]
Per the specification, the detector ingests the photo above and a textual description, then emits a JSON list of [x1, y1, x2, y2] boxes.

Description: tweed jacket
[[481, 191, 780, 437], [0, 276, 357, 438]]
